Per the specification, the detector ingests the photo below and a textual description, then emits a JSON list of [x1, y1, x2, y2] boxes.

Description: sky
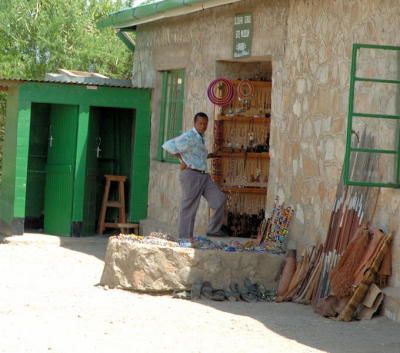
[[130, 0, 156, 5], [110, 0, 153, 6]]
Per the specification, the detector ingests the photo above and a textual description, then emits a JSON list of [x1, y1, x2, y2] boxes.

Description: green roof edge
[[97, 0, 210, 29]]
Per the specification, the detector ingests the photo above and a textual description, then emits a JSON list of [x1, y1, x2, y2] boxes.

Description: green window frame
[[157, 69, 185, 163], [344, 43, 400, 188]]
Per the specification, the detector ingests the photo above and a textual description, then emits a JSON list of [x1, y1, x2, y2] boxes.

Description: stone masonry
[[100, 237, 284, 292], [132, 0, 400, 318]]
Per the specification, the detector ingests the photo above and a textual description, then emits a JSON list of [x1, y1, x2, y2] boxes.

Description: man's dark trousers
[[178, 169, 226, 238]]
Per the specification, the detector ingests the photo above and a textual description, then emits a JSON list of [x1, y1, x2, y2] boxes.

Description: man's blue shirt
[[162, 127, 208, 171]]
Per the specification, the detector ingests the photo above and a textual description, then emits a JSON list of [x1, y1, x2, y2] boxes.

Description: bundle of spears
[[313, 128, 381, 304], [276, 128, 393, 321]]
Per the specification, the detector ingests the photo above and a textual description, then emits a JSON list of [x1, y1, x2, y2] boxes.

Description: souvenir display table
[[100, 233, 284, 293]]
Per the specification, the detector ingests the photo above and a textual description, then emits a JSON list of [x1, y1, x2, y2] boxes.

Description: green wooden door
[[25, 104, 50, 220], [43, 104, 78, 235], [82, 108, 100, 236]]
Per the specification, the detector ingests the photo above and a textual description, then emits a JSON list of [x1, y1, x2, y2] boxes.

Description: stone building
[[99, 0, 400, 320]]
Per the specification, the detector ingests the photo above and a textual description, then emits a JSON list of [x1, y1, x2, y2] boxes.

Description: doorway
[[214, 60, 272, 237], [82, 107, 135, 236], [25, 103, 79, 235]]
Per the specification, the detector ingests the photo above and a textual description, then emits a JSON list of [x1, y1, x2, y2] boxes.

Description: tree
[[0, 0, 132, 79], [0, 0, 133, 181]]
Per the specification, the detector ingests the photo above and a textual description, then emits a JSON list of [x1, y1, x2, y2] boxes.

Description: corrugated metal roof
[[0, 77, 142, 89], [97, 0, 242, 29]]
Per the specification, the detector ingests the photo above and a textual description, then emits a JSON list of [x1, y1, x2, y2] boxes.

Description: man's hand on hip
[[174, 153, 187, 170], [180, 161, 188, 170]]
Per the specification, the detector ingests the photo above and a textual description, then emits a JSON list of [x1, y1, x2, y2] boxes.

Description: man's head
[[193, 112, 209, 135]]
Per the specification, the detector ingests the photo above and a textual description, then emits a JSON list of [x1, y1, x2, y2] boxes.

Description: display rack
[[211, 79, 271, 238]]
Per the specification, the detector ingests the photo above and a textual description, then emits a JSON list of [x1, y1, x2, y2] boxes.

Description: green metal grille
[[344, 43, 400, 188]]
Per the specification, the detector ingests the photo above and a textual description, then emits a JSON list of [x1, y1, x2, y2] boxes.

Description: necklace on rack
[[227, 158, 235, 185], [255, 157, 261, 183], [226, 124, 233, 149], [241, 157, 248, 186], [238, 125, 245, 151]]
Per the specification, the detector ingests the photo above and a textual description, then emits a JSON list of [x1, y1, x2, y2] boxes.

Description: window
[[344, 44, 400, 188], [157, 69, 185, 163]]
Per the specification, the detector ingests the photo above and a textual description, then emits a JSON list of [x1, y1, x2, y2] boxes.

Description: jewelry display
[[210, 78, 271, 237], [207, 78, 235, 106]]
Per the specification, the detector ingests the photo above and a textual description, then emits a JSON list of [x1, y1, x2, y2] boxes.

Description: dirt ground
[[0, 234, 399, 353]]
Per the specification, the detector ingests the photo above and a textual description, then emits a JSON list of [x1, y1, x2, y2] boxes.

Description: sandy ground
[[0, 234, 400, 353]]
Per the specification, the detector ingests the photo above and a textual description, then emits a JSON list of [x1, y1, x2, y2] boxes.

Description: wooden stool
[[97, 175, 128, 235]]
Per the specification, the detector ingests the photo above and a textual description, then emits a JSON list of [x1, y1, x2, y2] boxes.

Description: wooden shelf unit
[[216, 115, 270, 123], [216, 151, 270, 159], [220, 80, 271, 118], [211, 79, 271, 237], [220, 187, 267, 194]]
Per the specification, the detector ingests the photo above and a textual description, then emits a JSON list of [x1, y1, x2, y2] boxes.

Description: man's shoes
[[206, 229, 228, 238]]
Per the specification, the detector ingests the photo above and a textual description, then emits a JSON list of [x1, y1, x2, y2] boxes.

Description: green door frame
[[0, 82, 151, 235]]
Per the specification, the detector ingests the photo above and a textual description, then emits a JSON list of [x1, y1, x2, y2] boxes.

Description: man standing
[[162, 112, 227, 242]]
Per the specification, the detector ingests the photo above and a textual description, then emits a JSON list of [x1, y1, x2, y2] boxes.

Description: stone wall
[[133, 0, 289, 235], [132, 0, 400, 290], [271, 0, 400, 287]]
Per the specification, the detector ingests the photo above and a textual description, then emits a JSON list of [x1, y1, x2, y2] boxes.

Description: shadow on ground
[[59, 236, 108, 260], [192, 299, 400, 353]]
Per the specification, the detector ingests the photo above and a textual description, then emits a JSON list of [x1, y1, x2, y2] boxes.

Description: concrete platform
[[100, 236, 285, 292]]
